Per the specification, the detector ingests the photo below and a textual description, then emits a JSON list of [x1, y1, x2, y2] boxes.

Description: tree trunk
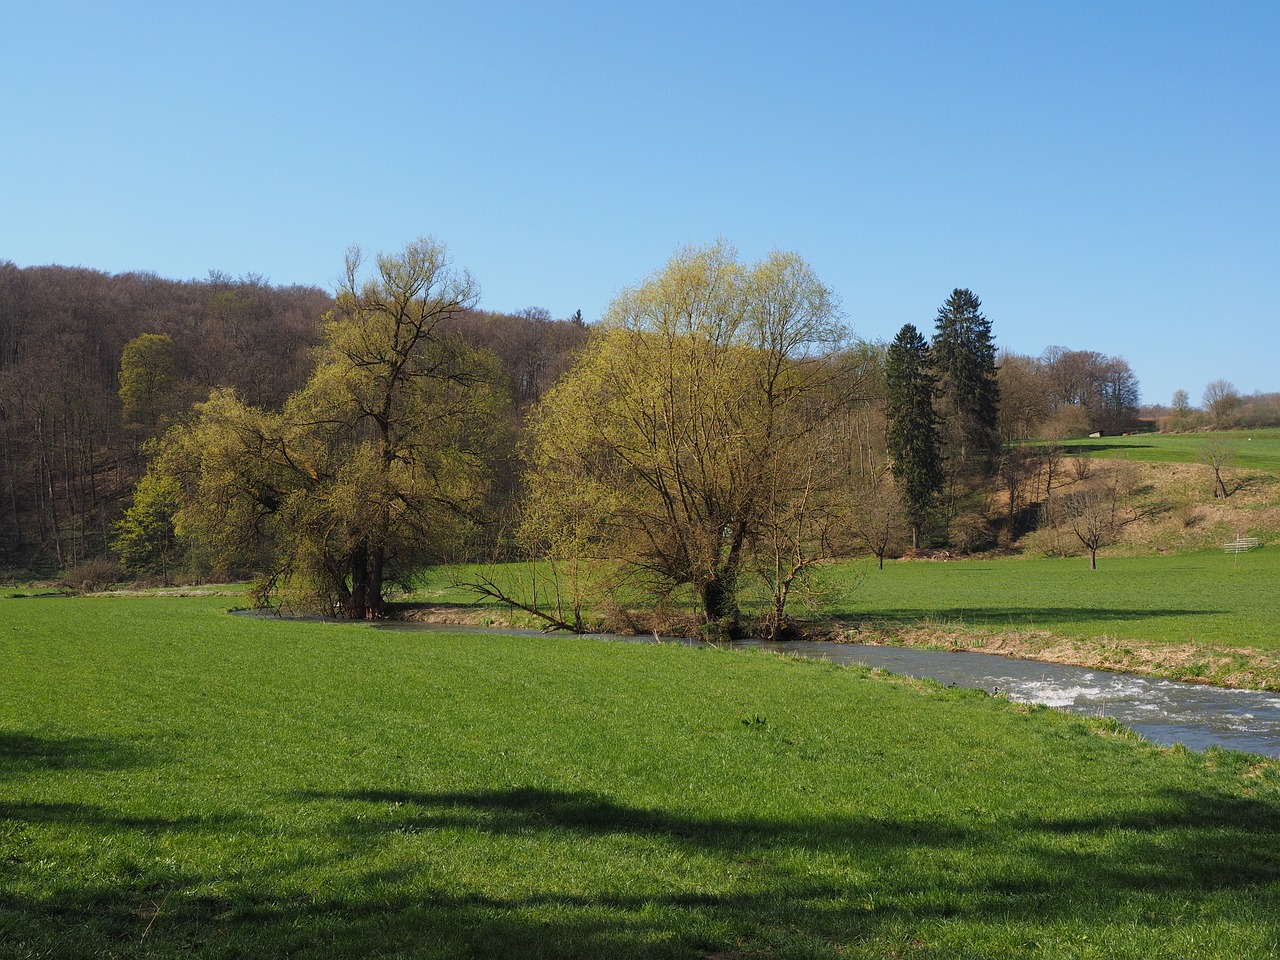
[[347, 545, 369, 619], [341, 543, 387, 619], [698, 577, 741, 639], [366, 545, 386, 619]]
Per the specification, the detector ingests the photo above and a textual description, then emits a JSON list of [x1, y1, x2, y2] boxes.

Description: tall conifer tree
[[885, 324, 943, 548], [931, 288, 1000, 476]]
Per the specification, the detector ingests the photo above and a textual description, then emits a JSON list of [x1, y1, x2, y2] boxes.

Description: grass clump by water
[[3, 594, 1280, 957]]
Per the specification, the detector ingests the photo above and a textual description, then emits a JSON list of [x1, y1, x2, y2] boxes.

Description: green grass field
[[1059, 429, 1280, 470], [825, 548, 1280, 651], [423, 548, 1280, 657], [3, 595, 1280, 958]]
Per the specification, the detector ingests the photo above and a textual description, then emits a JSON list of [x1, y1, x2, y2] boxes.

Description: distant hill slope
[[1013, 443, 1280, 557]]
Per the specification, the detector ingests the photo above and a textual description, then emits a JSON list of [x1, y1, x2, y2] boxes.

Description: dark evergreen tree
[[885, 324, 943, 548], [931, 288, 1000, 476]]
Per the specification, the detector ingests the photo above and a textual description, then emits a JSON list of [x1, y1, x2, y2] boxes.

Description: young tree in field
[[112, 470, 183, 584], [885, 323, 943, 548], [849, 466, 908, 569], [931, 289, 1000, 476], [1056, 461, 1142, 569], [1061, 482, 1114, 570], [522, 242, 858, 638], [1201, 436, 1240, 499], [152, 238, 506, 617]]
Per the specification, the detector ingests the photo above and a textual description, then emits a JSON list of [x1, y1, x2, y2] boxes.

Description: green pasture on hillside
[[2, 594, 1280, 958], [1059, 429, 1280, 470]]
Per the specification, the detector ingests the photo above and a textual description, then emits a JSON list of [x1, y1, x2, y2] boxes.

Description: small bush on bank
[[58, 557, 125, 595]]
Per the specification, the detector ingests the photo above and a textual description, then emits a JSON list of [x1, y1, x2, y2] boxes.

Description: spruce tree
[[885, 323, 943, 548], [931, 288, 1000, 476]]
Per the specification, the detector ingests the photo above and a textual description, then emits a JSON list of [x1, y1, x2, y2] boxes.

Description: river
[[730, 638, 1280, 758]]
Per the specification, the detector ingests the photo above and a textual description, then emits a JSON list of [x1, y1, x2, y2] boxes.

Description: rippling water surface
[[732, 639, 1280, 758]]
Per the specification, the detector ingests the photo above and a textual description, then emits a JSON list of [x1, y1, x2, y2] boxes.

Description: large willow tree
[[149, 238, 505, 617], [522, 242, 858, 638]]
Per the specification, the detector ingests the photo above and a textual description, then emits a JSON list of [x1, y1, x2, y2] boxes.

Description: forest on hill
[[0, 260, 587, 574]]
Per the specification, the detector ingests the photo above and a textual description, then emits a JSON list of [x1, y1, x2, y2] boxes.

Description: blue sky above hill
[[4, 1, 1276, 406]]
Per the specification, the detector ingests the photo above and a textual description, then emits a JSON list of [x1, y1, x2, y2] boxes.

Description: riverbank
[[395, 600, 1280, 692], [840, 621, 1280, 692]]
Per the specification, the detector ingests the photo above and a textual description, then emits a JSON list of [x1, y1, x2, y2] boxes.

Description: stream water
[[730, 639, 1280, 758], [374, 621, 1280, 757]]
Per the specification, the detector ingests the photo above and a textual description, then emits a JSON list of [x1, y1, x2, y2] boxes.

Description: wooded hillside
[[0, 262, 587, 574]]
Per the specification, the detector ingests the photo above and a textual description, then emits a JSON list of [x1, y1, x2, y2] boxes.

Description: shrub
[[949, 512, 994, 554], [1071, 451, 1093, 481], [58, 557, 124, 595]]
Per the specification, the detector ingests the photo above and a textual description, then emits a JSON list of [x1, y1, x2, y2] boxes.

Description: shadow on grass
[[831, 606, 1227, 629], [4, 784, 1279, 957], [300, 786, 970, 854], [0, 731, 154, 774], [0, 800, 246, 834]]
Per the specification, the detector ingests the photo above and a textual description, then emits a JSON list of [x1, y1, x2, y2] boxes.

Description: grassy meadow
[[1059, 428, 1280, 471], [829, 548, 1280, 649], [4, 594, 1280, 958], [417, 545, 1280, 686], [421, 548, 1280, 650]]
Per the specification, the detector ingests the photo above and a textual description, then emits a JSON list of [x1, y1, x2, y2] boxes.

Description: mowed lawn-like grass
[[3, 595, 1280, 958]]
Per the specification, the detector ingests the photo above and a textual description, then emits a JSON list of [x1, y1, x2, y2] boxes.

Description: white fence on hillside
[[1224, 537, 1260, 554]]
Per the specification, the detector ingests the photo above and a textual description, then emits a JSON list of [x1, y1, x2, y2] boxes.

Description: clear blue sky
[[4, 1, 1276, 407]]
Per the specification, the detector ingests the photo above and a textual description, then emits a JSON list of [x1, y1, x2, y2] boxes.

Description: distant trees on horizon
[[1144, 379, 1280, 432]]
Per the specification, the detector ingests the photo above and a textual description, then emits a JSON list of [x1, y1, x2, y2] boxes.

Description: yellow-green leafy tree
[[112, 470, 183, 584], [522, 241, 860, 638], [118, 332, 179, 430], [148, 238, 506, 617]]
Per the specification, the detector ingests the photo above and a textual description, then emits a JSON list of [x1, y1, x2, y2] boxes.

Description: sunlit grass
[[822, 548, 1280, 652], [3, 595, 1280, 957], [419, 548, 1280, 663], [1059, 428, 1280, 470]]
